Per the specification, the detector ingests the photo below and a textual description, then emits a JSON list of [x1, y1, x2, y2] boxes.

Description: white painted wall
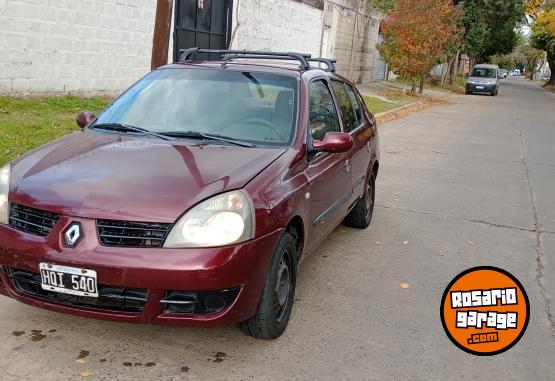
[[229, 0, 324, 58], [0, 0, 156, 96], [0, 0, 382, 95]]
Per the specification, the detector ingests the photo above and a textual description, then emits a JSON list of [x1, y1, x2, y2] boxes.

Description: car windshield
[[94, 68, 298, 146], [470, 68, 497, 78]]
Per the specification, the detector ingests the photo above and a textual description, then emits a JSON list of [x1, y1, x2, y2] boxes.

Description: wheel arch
[[285, 215, 305, 259]]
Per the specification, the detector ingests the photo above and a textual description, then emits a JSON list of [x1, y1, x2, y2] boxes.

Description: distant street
[[0, 77, 554, 380]]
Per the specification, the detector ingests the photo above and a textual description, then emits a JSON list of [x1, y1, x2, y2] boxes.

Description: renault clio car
[[0, 49, 380, 339], [465, 64, 500, 96]]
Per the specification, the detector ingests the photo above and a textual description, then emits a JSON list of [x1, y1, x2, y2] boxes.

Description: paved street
[[1, 77, 554, 380]]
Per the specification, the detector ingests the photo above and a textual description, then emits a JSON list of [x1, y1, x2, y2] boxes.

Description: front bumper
[[0, 218, 283, 327], [466, 83, 497, 93]]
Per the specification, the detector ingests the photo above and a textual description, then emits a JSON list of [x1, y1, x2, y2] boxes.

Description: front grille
[[9, 204, 61, 237], [97, 219, 172, 247], [7, 268, 147, 313]]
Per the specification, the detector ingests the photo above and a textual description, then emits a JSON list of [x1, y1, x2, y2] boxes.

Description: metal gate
[[373, 34, 387, 81], [173, 0, 233, 62]]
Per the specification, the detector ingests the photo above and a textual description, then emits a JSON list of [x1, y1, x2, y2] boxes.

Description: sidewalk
[[357, 80, 448, 101], [357, 80, 449, 122]]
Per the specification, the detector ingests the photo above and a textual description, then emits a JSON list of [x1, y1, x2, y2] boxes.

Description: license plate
[[476, 86, 484, 89], [40, 263, 98, 297]]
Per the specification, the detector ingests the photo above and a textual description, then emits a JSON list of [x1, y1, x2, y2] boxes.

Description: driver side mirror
[[312, 132, 354, 154], [76, 111, 96, 128]]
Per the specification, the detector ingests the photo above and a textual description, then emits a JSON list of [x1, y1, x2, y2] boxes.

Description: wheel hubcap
[[365, 182, 375, 220], [274, 252, 292, 322]]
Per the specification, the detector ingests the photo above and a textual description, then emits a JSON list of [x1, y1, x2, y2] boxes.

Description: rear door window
[[345, 84, 364, 129], [331, 81, 359, 132]]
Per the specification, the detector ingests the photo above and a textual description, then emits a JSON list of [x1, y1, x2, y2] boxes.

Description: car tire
[[241, 232, 298, 339], [344, 173, 375, 229]]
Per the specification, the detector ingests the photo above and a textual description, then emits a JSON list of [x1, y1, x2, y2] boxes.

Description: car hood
[[9, 131, 286, 222]]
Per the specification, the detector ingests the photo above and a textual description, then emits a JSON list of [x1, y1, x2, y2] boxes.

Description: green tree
[[368, 0, 395, 12], [530, 21, 555, 85], [460, 0, 526, 66], [528, 1, 555, 85]]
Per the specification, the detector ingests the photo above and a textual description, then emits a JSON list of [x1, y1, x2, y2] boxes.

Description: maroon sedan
[[0, 50, 379, 339]]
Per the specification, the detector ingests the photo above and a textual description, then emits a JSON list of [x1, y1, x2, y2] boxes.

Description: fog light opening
[[202, 295, 226, 314]]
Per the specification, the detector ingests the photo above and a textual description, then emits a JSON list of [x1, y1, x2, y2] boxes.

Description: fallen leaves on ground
[[402, 241, 408, 245], [400, 282, 410, 289], [79, 371, 95, 378], [466, 240, 474, 245], [372, 241, 381, 244], [376, 97, 447, 125]]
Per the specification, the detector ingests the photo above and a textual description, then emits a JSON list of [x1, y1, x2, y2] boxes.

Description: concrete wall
[[321, 0, 381, 84], [0, 0, 156, 96], [0, 0, 382, 95], [229, 0, 324, 58]]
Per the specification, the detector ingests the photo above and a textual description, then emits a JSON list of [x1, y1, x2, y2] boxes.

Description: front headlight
[[0, 163, 10, 225], [164, 190, 255, 248]]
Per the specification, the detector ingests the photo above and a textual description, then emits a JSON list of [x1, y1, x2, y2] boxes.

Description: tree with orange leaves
[[378, 0, 461, 90], [377, 0, 462, 93]]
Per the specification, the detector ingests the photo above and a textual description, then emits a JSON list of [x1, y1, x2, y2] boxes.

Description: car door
[[305, 79, 352, 252], [330, 80, 374, 203]]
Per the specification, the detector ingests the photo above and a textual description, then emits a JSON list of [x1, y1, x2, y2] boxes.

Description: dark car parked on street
[[0, 49, 380, 339]]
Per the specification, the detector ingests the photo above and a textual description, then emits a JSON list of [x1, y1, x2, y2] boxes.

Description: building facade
[[0, 0, 382, 96]]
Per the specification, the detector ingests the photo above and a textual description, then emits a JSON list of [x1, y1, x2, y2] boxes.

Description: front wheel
[[241, 232, 298, 339], [344, 174, 375, 229]]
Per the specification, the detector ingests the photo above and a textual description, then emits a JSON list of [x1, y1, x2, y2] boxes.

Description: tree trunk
[[547, 52, 555, 87], [449, 51, 459, 85], [419, 74, 425, 94], [411, 79, 417, 94], [441, 61, 450, 87]]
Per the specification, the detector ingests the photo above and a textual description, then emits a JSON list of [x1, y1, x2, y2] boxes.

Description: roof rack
[[308, 58, 337, 72], [179, 48, 336, 72]]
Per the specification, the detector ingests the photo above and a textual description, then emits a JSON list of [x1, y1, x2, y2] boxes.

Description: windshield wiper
[[160, 131, 255, 147], [91, 123, 175, 141]]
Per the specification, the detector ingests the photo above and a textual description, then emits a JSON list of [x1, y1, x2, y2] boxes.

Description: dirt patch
[[76, 350, 90, 360], [212, 352, 227, 363], [11, 331, 25, 337], [30, 330, 46, 342]]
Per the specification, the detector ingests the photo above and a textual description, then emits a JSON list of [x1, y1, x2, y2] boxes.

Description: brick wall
[[0, 0, 156, 96]]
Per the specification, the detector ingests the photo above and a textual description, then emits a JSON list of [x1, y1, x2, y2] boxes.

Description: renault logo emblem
[[63, 222, 83, 248]]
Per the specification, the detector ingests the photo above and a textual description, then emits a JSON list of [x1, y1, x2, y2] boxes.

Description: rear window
[[95, 68, 298, 146]]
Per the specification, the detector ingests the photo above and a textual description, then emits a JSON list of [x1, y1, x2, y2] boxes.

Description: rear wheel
[[241, 232, 297, 339], [344, 174, 375, 229]]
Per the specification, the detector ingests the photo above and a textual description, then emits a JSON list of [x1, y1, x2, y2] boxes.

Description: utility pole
[[151, 0, 173, 70]]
